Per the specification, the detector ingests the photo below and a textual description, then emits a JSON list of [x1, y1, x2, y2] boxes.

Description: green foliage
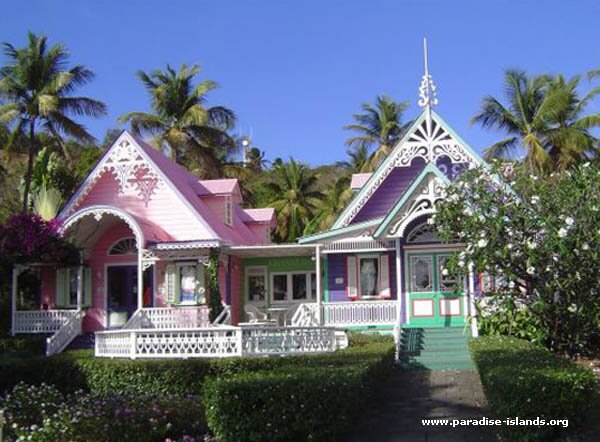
[[0, 336, 46, 356], [202, 339, 395, 442], [471, 336, 596, 441], [475, 293, 547, 344], [436, 162, 600, 356], [0, 382, 206, 442], [207, 248, 223, 322], [472, 70, 600, 172]]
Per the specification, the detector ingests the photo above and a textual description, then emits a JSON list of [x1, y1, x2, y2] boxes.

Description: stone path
[[346, 368, 497, 441]]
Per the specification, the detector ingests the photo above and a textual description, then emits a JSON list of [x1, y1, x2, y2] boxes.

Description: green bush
[[0, 382, 206, 442], [203, 341, 395, 442], [470, 336, 597, 441], [0, 335, 46, 355]]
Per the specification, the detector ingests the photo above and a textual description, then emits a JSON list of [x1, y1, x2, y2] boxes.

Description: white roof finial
[[418, 37, 438, 108]]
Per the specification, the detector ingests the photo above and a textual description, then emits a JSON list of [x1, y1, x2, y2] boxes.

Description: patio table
[[267, 307, 289, 326]]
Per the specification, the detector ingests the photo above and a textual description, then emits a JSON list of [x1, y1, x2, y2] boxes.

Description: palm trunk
[[22, 120, 36, 212]]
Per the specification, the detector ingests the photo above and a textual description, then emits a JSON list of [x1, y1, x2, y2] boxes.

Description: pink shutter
[[379, 255, 391, 298], [346, 256, 358, 299]]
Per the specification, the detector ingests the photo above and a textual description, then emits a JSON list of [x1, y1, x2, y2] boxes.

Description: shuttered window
[[55, 267, 92, 308], [345, 255, 391, 299], [165, 262, 206, 305]]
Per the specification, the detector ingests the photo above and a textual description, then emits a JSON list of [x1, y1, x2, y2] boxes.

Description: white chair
[[244, 304, 269, 323]]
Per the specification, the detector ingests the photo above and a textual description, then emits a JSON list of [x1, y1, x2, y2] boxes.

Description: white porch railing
[[13, 309, 79, 334], [291, 301, 398, 327], [123, 306, 211, 330], [95, 325, 346, 359], [46, 310, 83, 356]]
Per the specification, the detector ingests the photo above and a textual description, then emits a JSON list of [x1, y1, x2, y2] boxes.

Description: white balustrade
[[139, 306, 211, 329], [322, 239, 395, 254], [46, 310, 83, 356], [13, 310, 79, 334], [95, 325, 347, 359], [291, 301, 398, 327]]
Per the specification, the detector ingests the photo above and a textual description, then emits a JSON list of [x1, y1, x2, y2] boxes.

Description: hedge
[[1, 338, 395, 397], [470, 336, 597, 441], [203, 341, 395, 442], [0, 335, 46, 356]]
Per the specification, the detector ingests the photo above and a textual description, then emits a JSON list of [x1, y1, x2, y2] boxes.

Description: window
[[224, 196, 233, 226], [359, 257, 379, 297], [410, 256, 433, 292], [68, 270, 78, 305], [165, 262, 206, 305], [438, 255, 459, 292], [56, 267, 92, 307], [270, 272, 317, 303], [108, 238, 137, 255], [247, 267, 267, 302]]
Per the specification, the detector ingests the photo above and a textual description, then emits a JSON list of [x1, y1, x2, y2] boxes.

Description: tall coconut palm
[[266, 159, 323, 242], [472, 70, 600, 172], [304, 175, 352, 234], [336, 145, 370, 173], [0, 32, 107, 211], [119, 64, 236, 178], [344, 95, 410, 170]]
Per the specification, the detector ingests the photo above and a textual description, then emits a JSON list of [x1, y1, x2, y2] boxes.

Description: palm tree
[[266, 159, 323, 242], [0, 32, 107, 211], [472, 70, 600, 172], [304, 175, 352, 233], [119, 64, 236, 178], [336, 145, 370, 173], [344, 95, 410, 170]]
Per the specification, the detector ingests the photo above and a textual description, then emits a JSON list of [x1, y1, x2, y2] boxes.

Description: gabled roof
[[59, 131, 266, 246], [372, 163, 449, 238], [298, 217, 383, 244], [328, 109, 484, 230], [240, 208, 277, 228], [195, 179, 241, 197]]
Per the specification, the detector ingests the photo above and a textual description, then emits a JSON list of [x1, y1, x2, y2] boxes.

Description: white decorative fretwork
[[387, 174, 446, 237], [338, 116, 479, 227], [13, 310, 79, 333], [123, 306, 211, 330], [418, 38, 438, 108], [109, 237, 138, 255], [141, 249, 157, 271], [95, 325, 347, 359], [322, 239, 395, 254], [46, 310, 83, 356]]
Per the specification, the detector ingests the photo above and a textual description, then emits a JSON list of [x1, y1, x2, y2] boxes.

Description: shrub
[[203, 340, 395, 442], [470, 336, 597, 441], [0, 336, 46, 356], [0, 382, 207, 442]]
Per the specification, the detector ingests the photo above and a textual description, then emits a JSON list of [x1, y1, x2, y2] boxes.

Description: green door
[[407, 252, 465, 327]]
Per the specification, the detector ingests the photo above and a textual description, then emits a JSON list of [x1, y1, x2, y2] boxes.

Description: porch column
[[468, 262, 478, 337], [76, 265, 84, 311], [395, 239, 403, 325], [137, 247, 143, 311], [10, 265, 22, 336], [315, 244, 322, 325]]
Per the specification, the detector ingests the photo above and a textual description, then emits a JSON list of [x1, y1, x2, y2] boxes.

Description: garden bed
[[0, 334, 395, 442], [470, 336, 597, 441]]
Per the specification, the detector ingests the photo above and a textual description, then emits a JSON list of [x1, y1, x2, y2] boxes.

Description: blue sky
[[2, 0, 600, 165]]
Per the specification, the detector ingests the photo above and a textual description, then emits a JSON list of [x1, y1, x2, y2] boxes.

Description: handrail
[[212, 305, 231, 325], [46, 310, 82, 356]]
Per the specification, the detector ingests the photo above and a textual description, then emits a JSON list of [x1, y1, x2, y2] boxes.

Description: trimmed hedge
[[203, 341, 395, 442], [470, 336, 597, 441], [1, 339, 395, 397], [0, 336, 46, 356]]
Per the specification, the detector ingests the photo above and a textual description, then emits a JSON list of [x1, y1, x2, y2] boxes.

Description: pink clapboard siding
[[76, 172, 212, 242]]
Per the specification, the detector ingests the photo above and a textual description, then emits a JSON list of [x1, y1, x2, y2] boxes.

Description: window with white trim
[[55, 267, 92, 307], [359, 256, 379, 297], [108, 237, 137, 255], [346, 254, 391, 299], [164, 262, 206, 304], [270, 271, 317, 303]]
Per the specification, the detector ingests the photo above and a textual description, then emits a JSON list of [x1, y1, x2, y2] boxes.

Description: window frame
[[175, 261, 206, 305], [269, 271, 317, 304], [357, 254, 380, 299], [245, 266, 268, 304]]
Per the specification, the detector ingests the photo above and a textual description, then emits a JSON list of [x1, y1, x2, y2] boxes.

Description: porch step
[[66, 333, 95, 351], [397, 327, 475, 371]]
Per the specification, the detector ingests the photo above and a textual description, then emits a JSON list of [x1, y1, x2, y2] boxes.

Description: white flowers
[[558, 228, 568, 238], [477, 238, 488, 248], [531, 196, 540, 205], [463, 207, 473, 216], [526, 239, 537, 250], [508, 281, 516, 289], [565, 216, 575, 227], [582, 243, 590, 251], [527, 266, 536, 275], [441, 268, 449, 276]]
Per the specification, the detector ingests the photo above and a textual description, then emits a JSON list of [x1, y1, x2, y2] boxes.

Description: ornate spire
[[418, 38, 438, 108]]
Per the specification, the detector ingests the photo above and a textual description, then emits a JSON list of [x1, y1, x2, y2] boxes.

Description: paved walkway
[[347, 368, 497, 441]]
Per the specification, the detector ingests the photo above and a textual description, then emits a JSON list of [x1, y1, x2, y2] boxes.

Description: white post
[[468, 262, 479, 337], [395, 239, 403, 327], [11, 265, 21, 336], [315, 245, 322, 325], [130, 331, 136, 359], [137, 248, 144, 311], [76, 265, 83, 311]]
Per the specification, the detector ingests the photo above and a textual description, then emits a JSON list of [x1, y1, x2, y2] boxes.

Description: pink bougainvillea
[[0, 213, 80, 265]]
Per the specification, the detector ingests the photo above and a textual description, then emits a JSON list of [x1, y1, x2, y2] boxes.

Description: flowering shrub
[[470, 336, 596, 441], [0, 383, 206, 442], [435, 162, 600, 356], [0, 213, 79, 265]]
